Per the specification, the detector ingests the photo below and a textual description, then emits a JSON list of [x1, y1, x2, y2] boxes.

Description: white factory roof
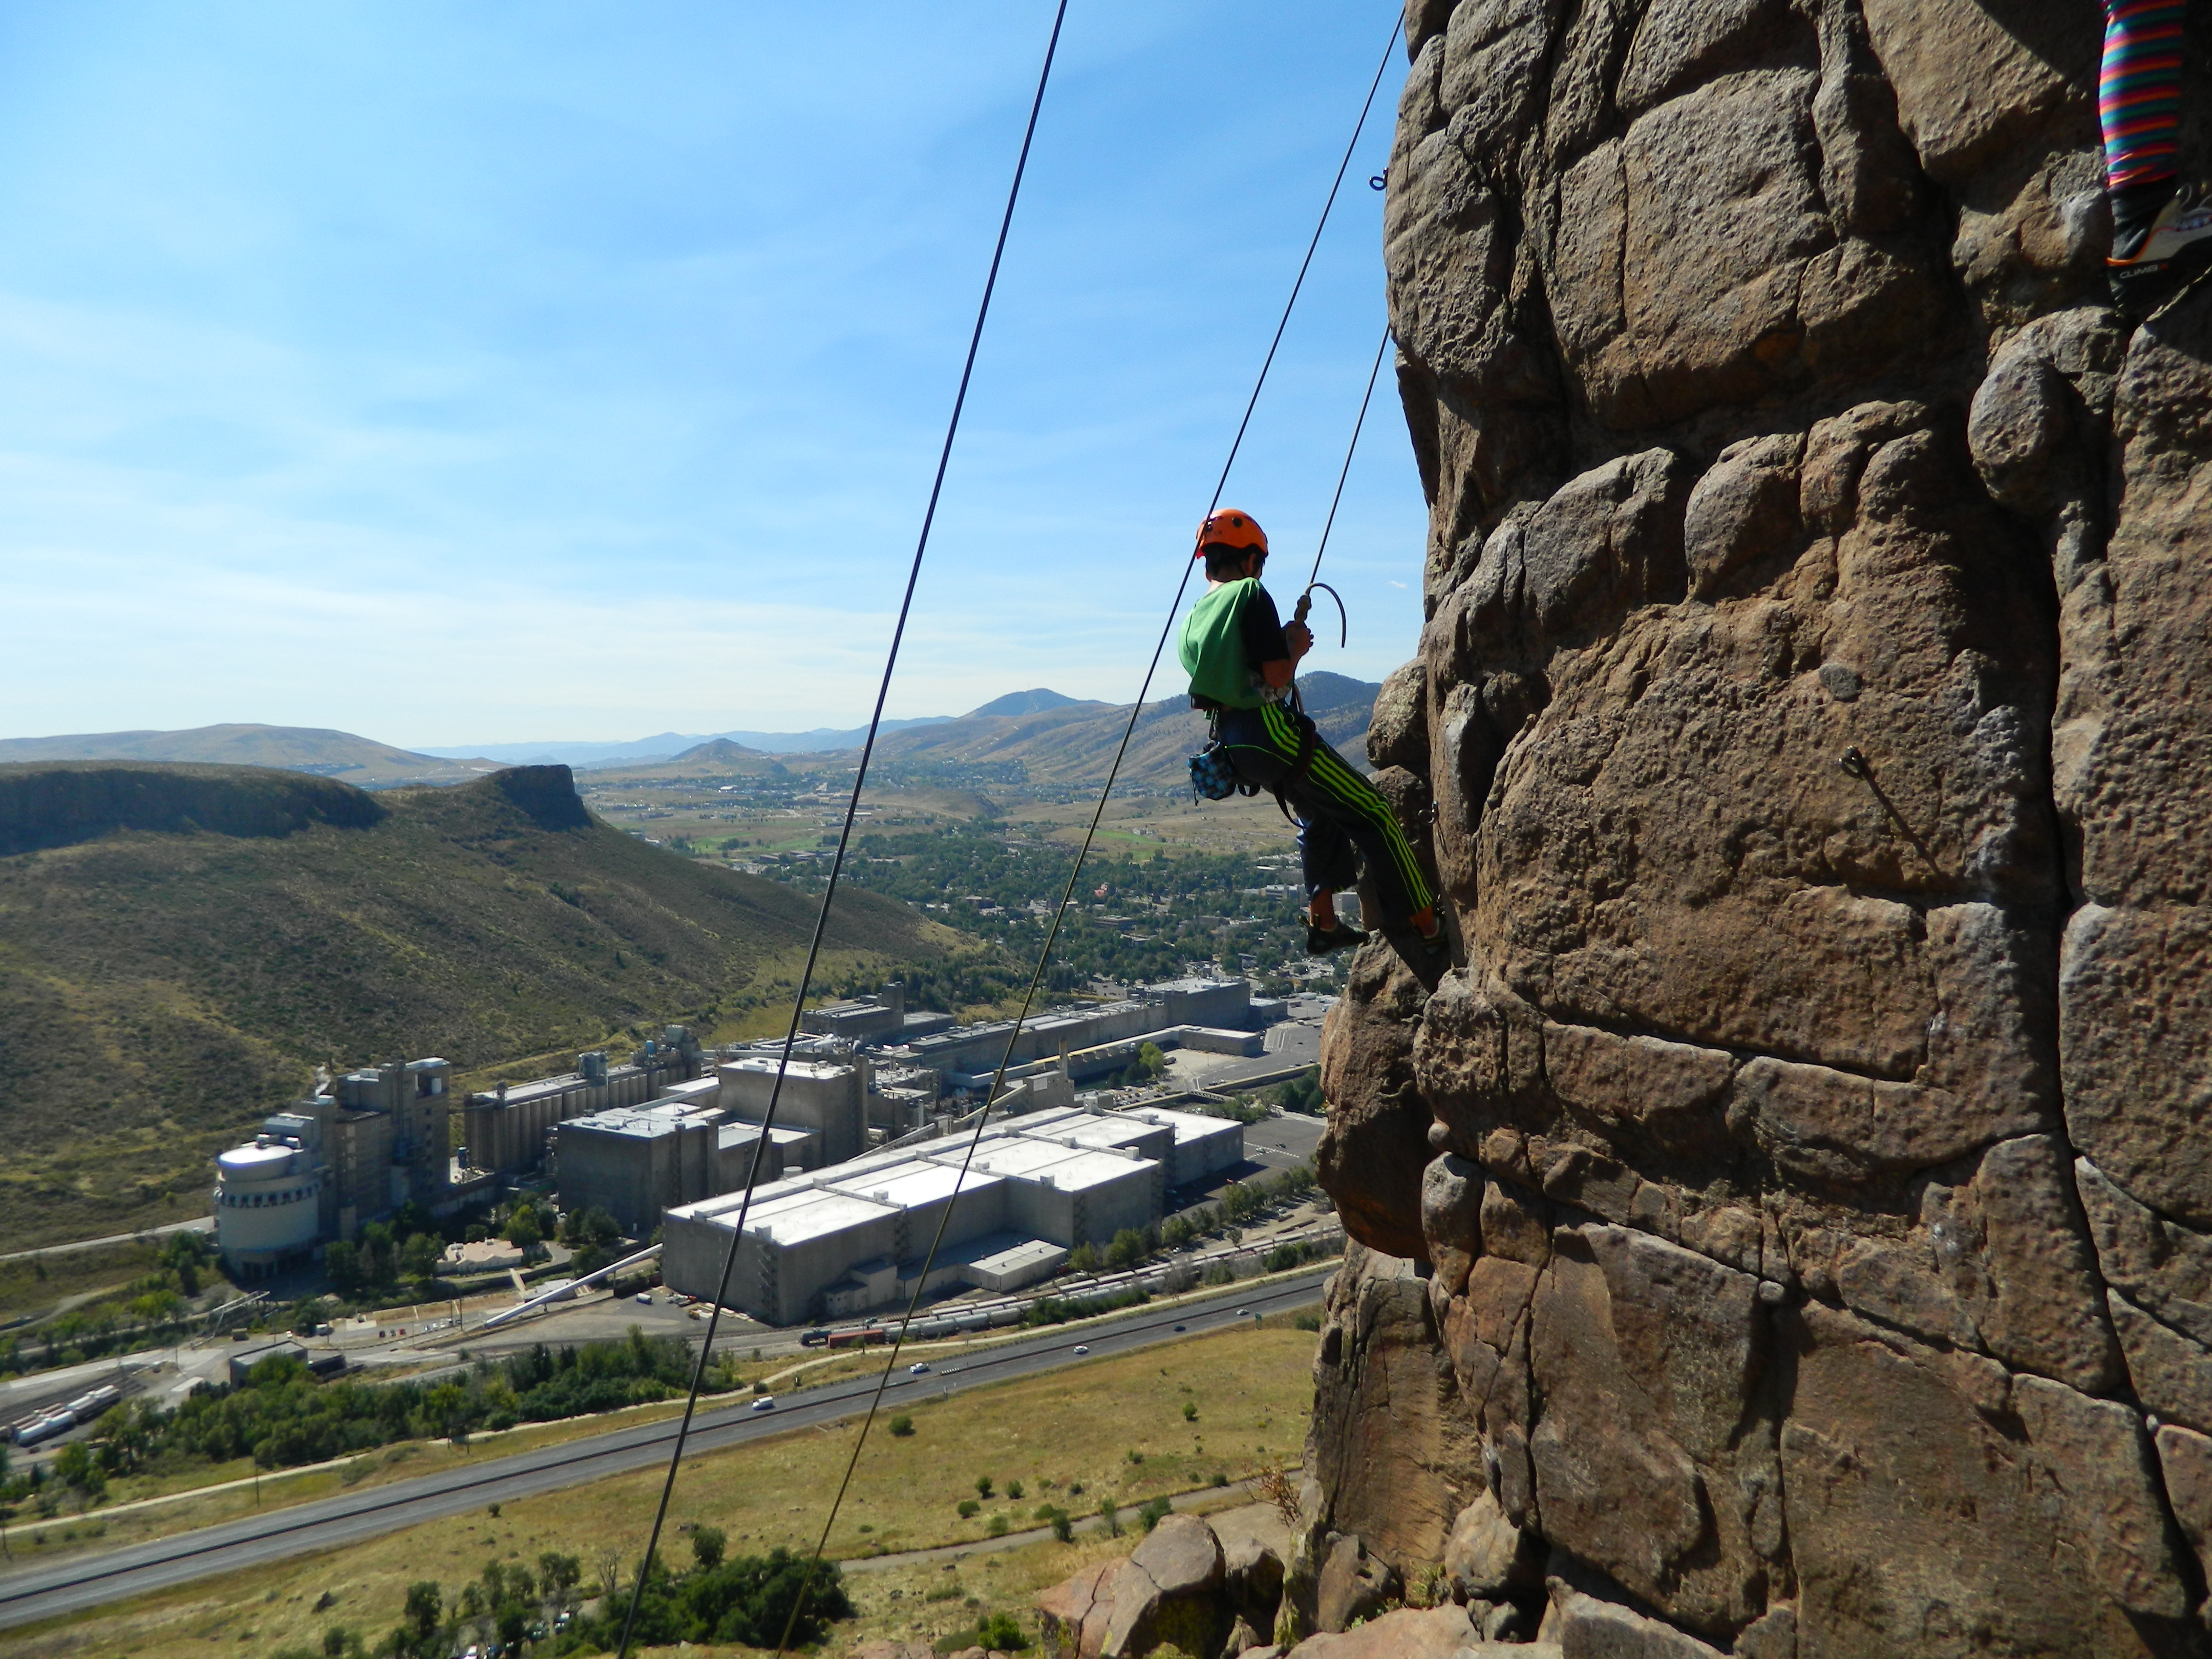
[[1015, 1112, 1162, 1153], [721, 1056, 853, 1082], [959, 1140, 1150, 1193], [953, 1135, 1087, 1178], [970, 1238, 1068, 1277], [671, 1172, 812, 1224], [748, 1189, 891, 1246], [713, 1121, 811, 1145], [827, 1160, 997, 1209], [1130, 1107, 1244, 1143], [566, 1102, 720, 1140], [668, 1109, 1176, 1244]]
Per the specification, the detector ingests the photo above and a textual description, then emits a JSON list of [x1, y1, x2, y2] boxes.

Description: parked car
[[635, 1291, 653, 1304]]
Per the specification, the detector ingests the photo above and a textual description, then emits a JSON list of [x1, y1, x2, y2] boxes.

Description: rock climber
[[1178, 507, 1446, 961], [2101, 0, 2212, 312]]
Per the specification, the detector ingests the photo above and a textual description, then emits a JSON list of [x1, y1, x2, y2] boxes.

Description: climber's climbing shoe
[[2109, 182, 2212, 317], [1306, 920, 1368, 957]]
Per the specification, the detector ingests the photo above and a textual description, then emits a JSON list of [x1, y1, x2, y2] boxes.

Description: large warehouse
[[659, 1106, 1243, 1325]]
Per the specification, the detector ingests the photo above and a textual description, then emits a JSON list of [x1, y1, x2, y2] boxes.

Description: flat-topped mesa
[[1294, 0, 2212, 1652]]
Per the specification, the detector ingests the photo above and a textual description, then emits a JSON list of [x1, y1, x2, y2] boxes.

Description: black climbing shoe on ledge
[[1306, 920, 1367, 956]]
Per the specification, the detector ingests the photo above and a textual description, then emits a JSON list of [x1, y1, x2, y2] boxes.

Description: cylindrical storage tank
[[213, 1143, 322, 1274], [987, 1305, 1021, 1327]]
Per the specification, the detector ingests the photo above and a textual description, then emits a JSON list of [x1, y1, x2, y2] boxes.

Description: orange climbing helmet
[[1194, 508, 1268, 559]]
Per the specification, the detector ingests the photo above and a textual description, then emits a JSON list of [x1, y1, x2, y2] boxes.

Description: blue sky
[[0, 3, 1426, 746]]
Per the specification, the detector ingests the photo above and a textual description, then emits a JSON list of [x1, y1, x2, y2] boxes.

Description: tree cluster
[[575, 1539, 852, 1651], [57, 1328, 728, 1481]]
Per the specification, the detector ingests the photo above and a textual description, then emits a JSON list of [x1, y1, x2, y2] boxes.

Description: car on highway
[[908, 1362, 930, 1375], [1236, 1309, 1249, 1317], [1072, 1345, 1089, 1355], [751, 1395, 775, 1411], [1173, 1324, 1186, 1332]]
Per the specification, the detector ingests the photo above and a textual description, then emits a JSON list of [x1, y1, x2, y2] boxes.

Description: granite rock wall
[[1304, 0, 2212, 1651]]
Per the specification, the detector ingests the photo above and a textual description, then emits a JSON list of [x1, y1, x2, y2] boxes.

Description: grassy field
[[0, 1241, 168, 1324], [6, 1317, 1320, 1659]]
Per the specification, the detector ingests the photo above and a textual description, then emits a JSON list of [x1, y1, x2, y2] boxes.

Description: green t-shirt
[[1179, 578, 1288, 710]]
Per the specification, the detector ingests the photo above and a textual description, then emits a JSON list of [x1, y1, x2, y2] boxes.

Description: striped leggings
[[2102, 0, 2187, 194], [1216, 702, 1435, 928]]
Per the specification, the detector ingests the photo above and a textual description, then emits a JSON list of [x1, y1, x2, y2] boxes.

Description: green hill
[[0, 762, 962, 1252]]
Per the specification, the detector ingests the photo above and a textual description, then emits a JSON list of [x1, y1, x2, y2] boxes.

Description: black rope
[[608, 6, 1070, 1654], [1306, 321, 1393, 592], [764, 12, 1403, 1649]]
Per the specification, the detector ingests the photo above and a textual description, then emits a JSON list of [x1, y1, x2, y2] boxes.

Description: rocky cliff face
[[1305, 0, 2212, 1652]]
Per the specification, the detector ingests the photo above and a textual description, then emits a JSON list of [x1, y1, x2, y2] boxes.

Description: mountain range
[[0, 680, 1379, 793], [865, 671, 1378, 787], [412, 689, 1088, 765]]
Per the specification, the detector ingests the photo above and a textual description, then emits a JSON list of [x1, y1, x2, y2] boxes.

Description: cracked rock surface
[[1300, 0, 2212, 1651]]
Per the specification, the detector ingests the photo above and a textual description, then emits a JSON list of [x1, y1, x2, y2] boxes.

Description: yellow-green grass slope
[[0, 762, 965, 1252]]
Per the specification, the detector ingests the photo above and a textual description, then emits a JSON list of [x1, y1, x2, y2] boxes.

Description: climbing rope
[[608, 5, 1071, 1654], [764, 13, 1405, 1651], [1294, 320, 1393, 649]]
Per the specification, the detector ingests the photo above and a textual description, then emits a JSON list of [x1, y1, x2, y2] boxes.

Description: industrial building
[[880, 977, 1280, 1090], [800, 982, 955, 1046], [553, 1102, 807, 1235], [717, 1053, 868, 1167], [459, 1028, 708, 1176], [209, 975, 1268, 1283], [212, 1055, 452, 1279], [660, 1105, 1245, 1325]]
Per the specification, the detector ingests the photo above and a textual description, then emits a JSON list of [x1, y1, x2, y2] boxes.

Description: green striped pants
[[1216, 702, 1434, 926]]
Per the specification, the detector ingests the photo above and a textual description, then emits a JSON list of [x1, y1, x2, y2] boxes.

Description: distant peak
[[966, 689, 1083, 718], [673, 737, 766, 762]]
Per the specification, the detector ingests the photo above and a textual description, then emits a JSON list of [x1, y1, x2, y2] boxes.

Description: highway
[[0, 1268, 1333, 1633]]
